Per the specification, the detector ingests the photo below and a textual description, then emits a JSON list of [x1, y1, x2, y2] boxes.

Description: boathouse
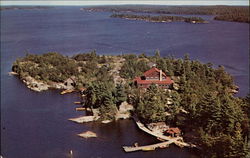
[[164, 128, 181, 137], [134, 67, 173, 89]]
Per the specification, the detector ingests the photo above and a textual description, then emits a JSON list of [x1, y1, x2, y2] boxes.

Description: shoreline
[[111, 14, 209, 24], [22, 75, 72, 92]]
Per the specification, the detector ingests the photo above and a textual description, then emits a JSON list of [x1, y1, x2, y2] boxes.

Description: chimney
[[160, 70, 162, 81]]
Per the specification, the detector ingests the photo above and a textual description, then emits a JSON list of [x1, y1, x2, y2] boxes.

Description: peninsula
[[83, 5, 250, 23], [11, 51, 249, 158], [110, 14, 207, 24]]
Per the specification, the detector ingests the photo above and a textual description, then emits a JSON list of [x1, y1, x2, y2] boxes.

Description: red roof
[[165, 128, 181, 134], [134, 67, 173, 85], [135, 77, 173, 85], [143, 67, 167, 77], [79, 87, 86, 91]]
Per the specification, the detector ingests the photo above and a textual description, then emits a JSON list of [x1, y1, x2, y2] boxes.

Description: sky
[[0, 0, 249, 6]]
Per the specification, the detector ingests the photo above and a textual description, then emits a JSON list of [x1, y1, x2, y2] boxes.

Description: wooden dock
[[75, 107, 88, 111], [135, 119, 192, 147], [133, 117, 180, 142], [124, 116, 196, 151], [123, 138, 179, 152], [74, 101, 82, 104]]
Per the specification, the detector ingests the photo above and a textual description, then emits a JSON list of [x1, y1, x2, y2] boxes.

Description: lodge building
[[134, 67, 173, 89]]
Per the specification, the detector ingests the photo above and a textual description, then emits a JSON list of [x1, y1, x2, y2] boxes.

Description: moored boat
[[142, 147, 155, 151], [60, 89, 74, 95]]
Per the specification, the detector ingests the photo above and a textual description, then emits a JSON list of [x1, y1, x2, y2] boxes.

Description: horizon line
[[1, 1, 249, 6]]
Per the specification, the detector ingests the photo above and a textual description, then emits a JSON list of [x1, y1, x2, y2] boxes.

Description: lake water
[[1, 6, 249, 158]]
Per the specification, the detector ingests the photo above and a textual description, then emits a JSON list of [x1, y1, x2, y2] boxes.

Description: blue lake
[[1, 6, 249, 158]]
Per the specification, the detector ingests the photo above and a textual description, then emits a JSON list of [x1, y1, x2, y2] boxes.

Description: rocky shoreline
[[10, 72, 75, 92], [69, 101, 134, 124]]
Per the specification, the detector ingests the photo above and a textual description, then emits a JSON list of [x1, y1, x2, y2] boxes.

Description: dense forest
[[12, 51, 114, 89], [119, 52, 249, 157], [12, 51, 250, 157], [111, 14, 206, 23], [84, 5, 250, 23]]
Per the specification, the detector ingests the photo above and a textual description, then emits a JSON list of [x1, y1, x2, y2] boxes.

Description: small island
[[110, 14, 208, 24], [11, 51, 249, 158]]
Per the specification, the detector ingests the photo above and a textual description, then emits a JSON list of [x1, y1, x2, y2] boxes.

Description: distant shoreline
[[0, 6, 53, 11], [110, 13, 208, 24], [83, 5, 250, 23]]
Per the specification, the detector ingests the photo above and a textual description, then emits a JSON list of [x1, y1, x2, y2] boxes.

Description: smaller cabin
[[164, 127, 181, 137], [64, 77, 76, 88]]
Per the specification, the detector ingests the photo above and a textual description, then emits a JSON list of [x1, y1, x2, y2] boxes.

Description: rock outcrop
[[17, 75, 75, 92], [78, 131, 97, 138], [23, 76, 49, 92], [115, 101, 134, 120]]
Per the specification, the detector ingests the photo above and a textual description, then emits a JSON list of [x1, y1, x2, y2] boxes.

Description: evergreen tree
[[136, 84, 166, 123], [154, 49, 161, 58], [99, 92, 118, 120], [115, 83, 127, 106]]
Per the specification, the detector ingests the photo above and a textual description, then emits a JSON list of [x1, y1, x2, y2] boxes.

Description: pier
[[123, 138, 179, 152], [133, 117, 180, 141], [122, 116, 196, 152]]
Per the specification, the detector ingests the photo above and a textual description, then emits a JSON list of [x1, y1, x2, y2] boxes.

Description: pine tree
[[115, 83, 127, 106], [154, 49, 161, 58], [136, 85, 166, 123], [99, 92, 117, 120]]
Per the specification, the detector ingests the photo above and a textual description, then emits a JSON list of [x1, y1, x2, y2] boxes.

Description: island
[[11, 51, 249, 158], [110, 14, 207, 24], [83, 5, 250, 23]]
